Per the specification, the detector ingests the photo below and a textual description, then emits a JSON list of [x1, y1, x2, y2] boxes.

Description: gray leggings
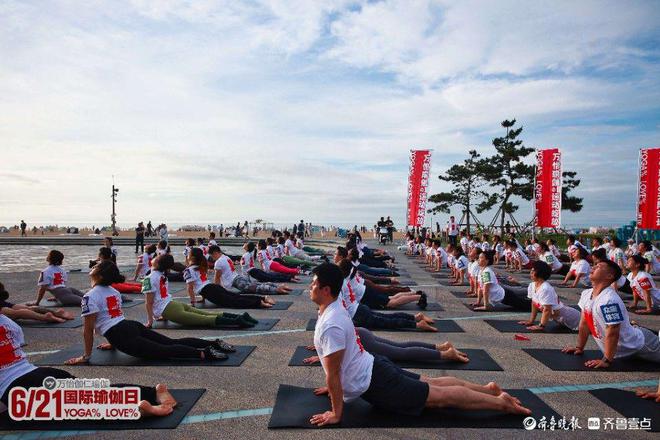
[[50, 287, 84, 306], [232, 274, 278, 295], [356, 327, 441, 361], [630, 327, 660, 364]]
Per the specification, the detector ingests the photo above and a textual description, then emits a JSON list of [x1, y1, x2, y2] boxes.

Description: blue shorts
[[360, 354, 429, 416]]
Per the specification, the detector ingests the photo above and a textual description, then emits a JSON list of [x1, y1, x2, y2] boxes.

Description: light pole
[[111, 183, 119, 236]]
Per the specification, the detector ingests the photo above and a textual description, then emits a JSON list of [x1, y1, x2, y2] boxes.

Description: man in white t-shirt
[[209, 246, 290, 295], [562, 260, 660, 367], [307, 263, 530, 426], [445, 216, 459, 246]]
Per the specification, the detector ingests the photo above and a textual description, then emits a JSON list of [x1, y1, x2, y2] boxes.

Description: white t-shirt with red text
[[627, 271, 660, 306], [183, 265, 211, 294], [578, 287, 644, 358], [0, 315, 37, 402], [314, 297, 373, 402], [214, 255, 238, 289], [141, 270, 171, 317], [37, 265, 67, 290], [81, 285, 124, 336]]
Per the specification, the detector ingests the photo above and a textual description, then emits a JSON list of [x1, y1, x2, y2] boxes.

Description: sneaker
[[417, 293, 428, 310], [203, 346, 228, 361], [242, 312, 259, 325], [213, 339, 236, 353]]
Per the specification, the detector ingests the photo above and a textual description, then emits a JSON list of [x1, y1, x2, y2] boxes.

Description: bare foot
[[442, 347, 469, 363], [261, 300, 273, 308], [416, 320, 438, 332], [436, 341, 454, 351], [276, 286, 291, 294], [263, 296, 275, 305], [486, 382, 503, 396], [54, 308, 75, 320], [156, 384, 177, 407], [498, 392, 531, 415], [138, 400, 174, 418], [44, 312, 66, 323], [415, 313, 435, 324]]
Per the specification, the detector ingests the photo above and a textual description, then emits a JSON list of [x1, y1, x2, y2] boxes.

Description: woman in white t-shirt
[[450, 248, 469, 286], [519, 261, 580, 331], [560, 246, 592, 288], [608, 238, 627, 276], [472, 251, 506, 311], [538, 242, 569, 275], [626, 254, 660, 314], [103, 237, 118, 263], [0, 314, 181, 420], [239, 242, 298, 283], [143, 255, 256, 329], [466, 248, 482, 297], [184, 248, 273, 309], [29, 250, 84, 306], [64, 260, 231, 365], [256, 240, 301, 276], [639, 240, 660, 275], [132, 244, 157, 281]]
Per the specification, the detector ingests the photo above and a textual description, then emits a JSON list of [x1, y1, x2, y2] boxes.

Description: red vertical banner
[[535, 148, 562, 228], [407, 150, 432, 227], [637, 148, 660, 229]]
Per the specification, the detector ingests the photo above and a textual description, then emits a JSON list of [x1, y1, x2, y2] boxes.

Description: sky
[[1, 0, 659, 229]]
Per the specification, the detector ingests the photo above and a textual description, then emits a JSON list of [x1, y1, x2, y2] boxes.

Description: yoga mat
[[35, 344, 256, 367], [17, 317, 83, 329], [461, 303, 517, 312], [152, 318, 279, 331], [288, 346, 502, 371], [268, 384, 560, 429], [305, 319, 464, 333], [523, 349, 660, 372], [449, 290, 475, 299], [484, 320, 576, 334], [289, 289, 306, 296], [40, 298, 145, 309], [173, 298, 291, 310], [0, 389, 205, 431], [380, 302, 444, 312], [398, 280, 418, 286], [588, 388, 659, 432]]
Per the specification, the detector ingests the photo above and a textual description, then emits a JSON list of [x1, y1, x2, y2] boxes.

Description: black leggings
[[555, 264, 570, 276], [104, 320, 210, 360], [200, 284, 263, 308], [247, 268, 292, 283], [619, 279, 633, 295], [353, 304, 416, 330], [1, 367, 157, 407], [502, 286, 532, 311]]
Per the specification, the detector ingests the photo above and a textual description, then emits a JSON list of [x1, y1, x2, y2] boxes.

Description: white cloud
[[0, 0, 658, 227]]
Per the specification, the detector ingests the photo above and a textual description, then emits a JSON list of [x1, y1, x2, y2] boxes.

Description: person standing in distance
[[135, 222, 145, 254]]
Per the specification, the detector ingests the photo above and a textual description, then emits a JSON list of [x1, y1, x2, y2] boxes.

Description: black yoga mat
[[173, 298, 291, 310], [152, 318, 279, 331], [268, 384, 559, 429], [588, 388, 659, 432], [288, 289, 305, 296], [449, 289, 475, 299], [35, 344, 255, 367], [305, 319, 463, 333], [288, 346, 502, 371], [397, 279, 418, 286], [485, 320, 576, 334], [39, 298, 144, 309], [461, 302, 517, 312], [17, 317, 83, 329], [380, 302, 444, 312], [524, 349, 660, 372], [0, 389, 205, 431]]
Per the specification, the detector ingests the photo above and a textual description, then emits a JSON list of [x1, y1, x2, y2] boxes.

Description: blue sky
[[0, 0, 658, 229]]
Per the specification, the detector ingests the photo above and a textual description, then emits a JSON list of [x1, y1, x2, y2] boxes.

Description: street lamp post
[[111, 184, 119, 236]]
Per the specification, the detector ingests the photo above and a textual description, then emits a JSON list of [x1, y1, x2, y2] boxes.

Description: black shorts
[[362, 287, 389, 309], [360, 354, 429, 416]]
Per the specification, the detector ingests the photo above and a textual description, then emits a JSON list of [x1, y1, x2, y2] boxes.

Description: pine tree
[[427, 150, 491, 232]]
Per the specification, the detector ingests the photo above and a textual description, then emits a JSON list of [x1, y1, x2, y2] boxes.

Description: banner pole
[[532, 149, 537, 241], [635, 149, 641, 244]]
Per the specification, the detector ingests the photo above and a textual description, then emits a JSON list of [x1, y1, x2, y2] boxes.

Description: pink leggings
[[269, 261, 299, 275]]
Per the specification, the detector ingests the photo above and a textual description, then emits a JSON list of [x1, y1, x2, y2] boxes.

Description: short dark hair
[[336, 246, 348, 258], [312, 263, 344, 298], [208, 245, 221, 255], [155, 254, 175, 272], [482, 250, 495, 266], [98, 247, 113, 260], [630, 254, 648, 268], [532, 261, 552, 281], [600, 259, 622, 282], [92, 261, 125, 286], [591, 248, 607, 262], [145, 244, 157, 254], [47, 250, 64, 266]]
